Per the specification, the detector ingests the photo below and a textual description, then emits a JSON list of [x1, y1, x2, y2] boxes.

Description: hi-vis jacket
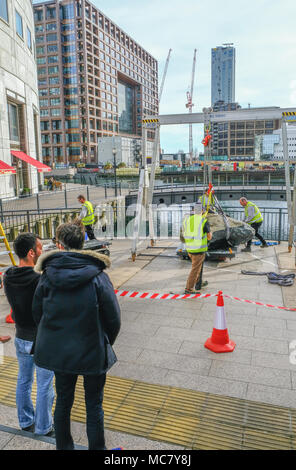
[[81, 200, 95, 226], [182, 214, 208, 253], [198, 193, 214, 211], [244, 201, 263, 224]]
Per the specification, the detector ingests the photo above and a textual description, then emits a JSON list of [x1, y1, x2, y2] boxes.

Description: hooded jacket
[[4, 266, 41, 341], [32, 249, 121, 375]]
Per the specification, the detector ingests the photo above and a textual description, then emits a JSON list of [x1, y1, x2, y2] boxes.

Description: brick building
[[33, 0, 158, 166]]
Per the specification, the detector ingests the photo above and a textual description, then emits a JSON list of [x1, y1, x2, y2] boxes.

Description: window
[[40, 121, 50, 131], [65, 119, 79, 129], [46, 7, 56, 20], [48, 66, 59, 75], [51, 108, 61, 116], [52, 120, 62, 130], [34, 8, 43, 22], [50, 98, 61, 106], [49, 87, 60, 95], [36, 46, 45, 55], [37, 67, 46, 76], [39, 89, 48, 96], [35, 25, 44, 33], [48, 55, 58, 64], [15, 10, 23, 38], [40, 109, 49, 117], [0, 0, 8, 22], [39, 99, 48, 107], [37, 57, 46, 65], [7, 103, 19, 142], [36, 35, 44, 44], [47, 33, 57, 42], [60, 3, 75, 20], [46, 23, 56, 31], [49, 77, 60, 85]]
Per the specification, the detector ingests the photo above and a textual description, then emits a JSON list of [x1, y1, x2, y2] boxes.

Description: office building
[[0, 0, 47, 199], [255, 126, 296, 161], [33, 0, 159, 165], [211, 45, 235, 106], [211, 103, 281, 160]]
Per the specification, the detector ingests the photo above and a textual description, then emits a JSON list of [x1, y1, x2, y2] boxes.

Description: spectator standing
[[3, 233, 55, 435], [33, 222, 121, 450]]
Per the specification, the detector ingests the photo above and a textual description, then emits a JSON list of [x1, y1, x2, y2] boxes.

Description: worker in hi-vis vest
[[198, 191, 215, 213], [77, 194, 96, 240], [181, 204, 212, 294], [239, 197, 267, 252]]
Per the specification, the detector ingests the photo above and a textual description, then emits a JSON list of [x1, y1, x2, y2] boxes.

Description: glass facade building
[[211, 46, 235, 106], [33, 0, 158, 165]]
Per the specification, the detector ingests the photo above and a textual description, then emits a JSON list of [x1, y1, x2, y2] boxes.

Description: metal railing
[[0, 204, 289, 243]]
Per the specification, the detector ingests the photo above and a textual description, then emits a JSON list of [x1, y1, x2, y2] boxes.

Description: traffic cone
[[204, 291, 235, 353], [5, 309, 15, 324]]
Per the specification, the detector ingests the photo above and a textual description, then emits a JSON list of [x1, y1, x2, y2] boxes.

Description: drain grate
[[0, 356, 296, 450]]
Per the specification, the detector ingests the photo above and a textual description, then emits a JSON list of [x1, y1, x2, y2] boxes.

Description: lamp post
[[112, 146, 117, 198]]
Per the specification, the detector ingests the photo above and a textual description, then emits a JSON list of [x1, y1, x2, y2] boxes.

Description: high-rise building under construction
[[211, 44, 235, 106], [33, 0, 158, 165]]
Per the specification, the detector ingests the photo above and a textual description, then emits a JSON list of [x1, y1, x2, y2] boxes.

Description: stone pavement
[[1, 240, 296, 449]]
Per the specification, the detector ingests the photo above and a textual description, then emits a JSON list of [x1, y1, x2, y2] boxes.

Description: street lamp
[[112, 146, 117, 198]]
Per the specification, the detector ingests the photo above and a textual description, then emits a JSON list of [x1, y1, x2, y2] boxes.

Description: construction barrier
[[114, 289, 296, 311], [204, 291, 235, 353]]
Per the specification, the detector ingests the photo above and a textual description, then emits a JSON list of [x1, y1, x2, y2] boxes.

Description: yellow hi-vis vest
[[198, 193, 214, 211], [82, 201, 95, 226], [183, 214, 208, 253], [245, 202, 263, 224]]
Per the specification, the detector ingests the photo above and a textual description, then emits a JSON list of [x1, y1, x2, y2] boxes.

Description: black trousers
[[54, 372, 106, 450], [85, 224, 96, 240], [247, 222, 266, 247]]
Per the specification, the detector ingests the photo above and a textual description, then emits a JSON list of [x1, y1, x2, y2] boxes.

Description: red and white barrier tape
[[114, 289, 296, 312]]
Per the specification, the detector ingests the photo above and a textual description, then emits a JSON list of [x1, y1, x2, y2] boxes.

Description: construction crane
[[186, 49, 197, 164]]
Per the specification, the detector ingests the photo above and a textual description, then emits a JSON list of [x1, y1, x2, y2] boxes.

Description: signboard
[[282, 112, 296, 122]]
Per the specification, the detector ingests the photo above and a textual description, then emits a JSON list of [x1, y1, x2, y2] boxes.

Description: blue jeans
[[15, 338, 55, 435]]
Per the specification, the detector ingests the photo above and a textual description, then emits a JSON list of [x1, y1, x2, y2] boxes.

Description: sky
[[91, 0, 296, 154]]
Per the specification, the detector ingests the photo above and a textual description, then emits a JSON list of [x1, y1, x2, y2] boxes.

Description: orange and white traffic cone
[[5, 309, 15, 324], [204, 291, 235, 353]]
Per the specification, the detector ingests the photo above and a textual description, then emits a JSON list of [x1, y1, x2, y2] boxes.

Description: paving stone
[[255, 326, 296, 341], [246, 384, 296, 408], [191, 319, 255, 337], [113, 344, 143, 362], [136, 349, 212, 376], [179, 340, 252, 365], [136, 313, 194, 329], [209, 361, 292, 389], [115, 332, 182, 354], [2, 435, 55, 450], [230, 335, 288, 354], [119, 320, 159, 337], [0, 430, 14, 450], [110, 362, 169, 383], [164, 371, 248, 400], [251, 351, 295, 371]]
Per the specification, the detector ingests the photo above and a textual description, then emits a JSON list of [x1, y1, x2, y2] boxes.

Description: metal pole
[[64, 187, 67, 209], [0, 199, 3, 223], [282, 119, 293, 251], [87, 185, 90, 201], [114, 153, 117, 198]]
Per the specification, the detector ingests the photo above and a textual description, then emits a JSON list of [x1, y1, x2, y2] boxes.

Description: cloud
[[92, 0, 296, 153]]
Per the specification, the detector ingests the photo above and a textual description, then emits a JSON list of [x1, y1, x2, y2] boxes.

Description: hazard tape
[[114, 289, 296, 311]]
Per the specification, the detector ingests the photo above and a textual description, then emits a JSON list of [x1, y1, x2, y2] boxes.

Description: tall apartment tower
[[33, 0, 158, 165], [211, 45, 235, 106]]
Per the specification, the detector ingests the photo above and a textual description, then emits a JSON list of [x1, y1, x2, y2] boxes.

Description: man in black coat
[[33, 222, 121, 450]]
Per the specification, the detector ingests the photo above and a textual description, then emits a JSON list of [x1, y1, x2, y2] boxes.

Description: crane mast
[[186, 49, 197, 164]]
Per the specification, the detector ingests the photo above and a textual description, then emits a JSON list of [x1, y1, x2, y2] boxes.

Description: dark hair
[[13, 233, 39, 259], [77, 195, 85, 200], [56, 221, 85, 250]]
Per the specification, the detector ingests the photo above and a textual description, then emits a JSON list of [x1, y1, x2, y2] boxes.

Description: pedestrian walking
[[239, 197, 268, 252], [3, 233, 55, 435], [181, 204, 212, 294], [77, 194, 96, 240], [32, 221, 121, 450]]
